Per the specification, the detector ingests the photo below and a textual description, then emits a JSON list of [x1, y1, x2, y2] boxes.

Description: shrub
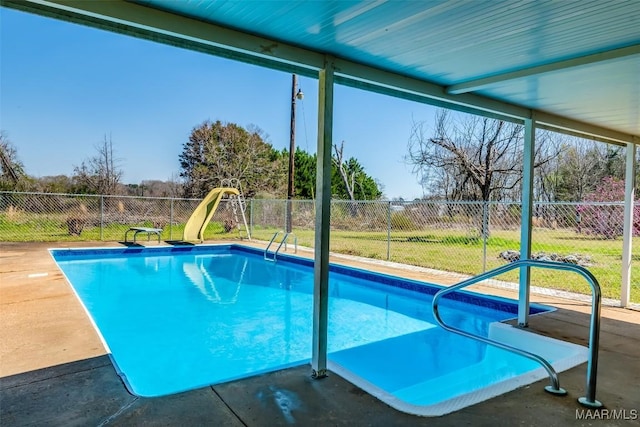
[[65, 202, 88, 236], [390, 212, 418, 231], [66, 216, 85, 235], [577, 177, 640, 239]]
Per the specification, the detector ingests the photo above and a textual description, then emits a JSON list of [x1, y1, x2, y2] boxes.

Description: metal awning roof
[[3, 0, 639, 144]]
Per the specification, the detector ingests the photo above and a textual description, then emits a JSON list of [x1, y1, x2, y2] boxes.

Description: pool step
[[392, 357, 525, 405], [390, 323, 589, 406]]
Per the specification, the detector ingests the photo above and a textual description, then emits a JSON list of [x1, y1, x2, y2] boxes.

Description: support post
[[311, 56, 334, 379], [519, 117, 535, 327], [621, 142, 636, 307]]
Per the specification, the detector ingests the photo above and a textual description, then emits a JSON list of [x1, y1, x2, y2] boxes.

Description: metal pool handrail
[[264, 231, 297, 262], [431, 259, 603, 408]]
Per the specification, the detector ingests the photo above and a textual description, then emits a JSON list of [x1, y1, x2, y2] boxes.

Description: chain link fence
[[0, 191, 242, 242], [1, 191, 637, 302], [251, 198, 639, 302]]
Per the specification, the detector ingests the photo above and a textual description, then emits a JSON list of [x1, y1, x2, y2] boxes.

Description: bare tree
[[138, 175, 183, 198], [0, 132, 27, 190], [533, 133, 564, 202], [332, 141, 382, 200], [332, 141, 356, 201], [537, 138, 630, 203], [406, 110, 559, 202], [165, 172, 184, 198], [73, 134, 123, 194]]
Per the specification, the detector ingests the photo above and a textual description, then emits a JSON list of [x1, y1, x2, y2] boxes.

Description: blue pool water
[[52, 244, 587, 415]]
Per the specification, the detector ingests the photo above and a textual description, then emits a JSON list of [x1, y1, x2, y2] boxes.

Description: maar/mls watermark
[[576, 408, 638, 421]]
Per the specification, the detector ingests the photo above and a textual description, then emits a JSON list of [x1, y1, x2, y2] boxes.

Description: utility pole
[[287, 74, 303, 233]]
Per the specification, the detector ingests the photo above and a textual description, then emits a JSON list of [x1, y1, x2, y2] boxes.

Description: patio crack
[[96, 396, 139, 427], [212, 386, 249, 427]]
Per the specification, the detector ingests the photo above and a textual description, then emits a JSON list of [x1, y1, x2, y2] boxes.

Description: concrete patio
[[1, 241, 639, 426]]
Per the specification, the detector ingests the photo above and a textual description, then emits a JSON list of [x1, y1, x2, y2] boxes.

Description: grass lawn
[[252, 227, 640, 303]]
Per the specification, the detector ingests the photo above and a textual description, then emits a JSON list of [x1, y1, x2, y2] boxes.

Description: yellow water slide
[[182, 187, 239, 242]]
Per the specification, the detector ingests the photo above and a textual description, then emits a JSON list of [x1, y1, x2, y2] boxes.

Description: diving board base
[[125, 227, 163, 243]]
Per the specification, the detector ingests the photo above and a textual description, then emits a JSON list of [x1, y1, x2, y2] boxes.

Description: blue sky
[[1, 7, 435, 200]]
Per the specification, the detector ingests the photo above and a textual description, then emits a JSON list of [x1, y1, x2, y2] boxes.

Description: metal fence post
[[250, 198, 254, 237], [482, 201, 489, 272], [100, 195, 104, 241], [284, 199, 289, 231], [387, 201, 392, 261], [170, 198, 174, 241]]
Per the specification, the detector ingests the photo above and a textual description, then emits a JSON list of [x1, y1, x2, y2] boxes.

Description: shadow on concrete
[[118, 241, 198, 247], [1, 307, 638, 426], [0, 356, 242, 426], [165, 240, 196, 246], [118, 241, 145, 247]]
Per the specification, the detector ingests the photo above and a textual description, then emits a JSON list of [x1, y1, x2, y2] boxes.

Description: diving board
[[125, 227, 163, 243]]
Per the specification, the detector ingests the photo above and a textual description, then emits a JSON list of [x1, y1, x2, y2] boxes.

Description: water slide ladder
[[431, 259, 603, 408], [221, 178, 251, 240], [264, 231, 297, 262]]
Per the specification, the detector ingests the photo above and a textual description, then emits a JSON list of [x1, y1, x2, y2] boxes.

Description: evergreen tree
[[284, 146, 382, 200], [293, 148, 317, 199]]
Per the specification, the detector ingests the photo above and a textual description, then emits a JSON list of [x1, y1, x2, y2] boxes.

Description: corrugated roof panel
[[128, 0, 640, 137], [139, 0, 639, 82], [481, 55, 640, 135]]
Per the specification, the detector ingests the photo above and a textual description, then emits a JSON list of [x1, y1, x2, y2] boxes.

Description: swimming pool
[[52, 244, 588, 416]]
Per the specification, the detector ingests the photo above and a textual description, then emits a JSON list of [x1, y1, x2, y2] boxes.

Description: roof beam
[[535, 111, 634, 145], [333, 59, 530, 122], [3, 0, 637, 145], [335, 76, 522, 124], [3, 0, 531, 121], [447, 44, 640, 95], [1, 0, 325, 76], [332, 63, 635, 144], [535, 124, 625, 147]]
